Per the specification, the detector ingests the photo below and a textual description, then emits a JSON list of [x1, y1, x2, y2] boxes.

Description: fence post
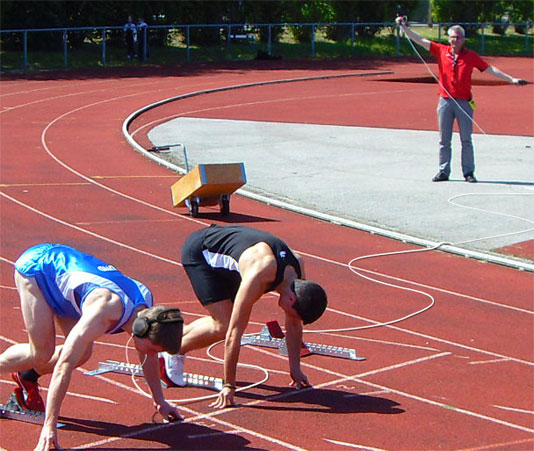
[[141, 25, 147, 61], [526, 22, 531, 53], [227, 25, 232, 58], [186, 26, 191, 62], [101, 28, 106, 67], [481, 23, 485, 54], [396, 23, 400, 55], [268, 24, 272, 55], [62, 29, 68, 68], [311, 24, 315, 57], [351, 23, 355, 51], [23, 30, 28, 72]]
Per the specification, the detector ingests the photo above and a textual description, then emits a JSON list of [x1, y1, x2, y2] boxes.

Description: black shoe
[[464, 174, 477, 183], [432, 172, 449, 182]]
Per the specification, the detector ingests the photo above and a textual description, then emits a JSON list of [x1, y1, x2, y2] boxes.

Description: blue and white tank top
[[15, 243, 153, 334]]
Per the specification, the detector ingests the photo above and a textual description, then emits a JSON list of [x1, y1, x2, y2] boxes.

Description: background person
[[396, 16, 527, 183], [124, 15, 137, 59], [0, 243, 184, 451], [160, 224, 327, 409]]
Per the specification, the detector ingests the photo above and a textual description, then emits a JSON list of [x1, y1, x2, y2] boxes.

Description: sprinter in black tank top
[[161, 225, 327, 409]]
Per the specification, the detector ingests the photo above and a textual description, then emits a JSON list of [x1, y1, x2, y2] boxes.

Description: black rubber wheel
[[220, 195, 230, 216], [190, 199, 199, 217]]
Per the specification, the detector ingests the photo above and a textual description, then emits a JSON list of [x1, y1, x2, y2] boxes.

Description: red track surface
[[1, 58, 533, 450]]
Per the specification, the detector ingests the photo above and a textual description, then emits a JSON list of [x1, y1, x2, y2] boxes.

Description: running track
[[0, 58, 533, 450]]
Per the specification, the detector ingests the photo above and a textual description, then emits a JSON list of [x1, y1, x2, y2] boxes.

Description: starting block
[[85, 360, 223, 391], [0, 393, 65, 428], [241, 321, 365, 361]]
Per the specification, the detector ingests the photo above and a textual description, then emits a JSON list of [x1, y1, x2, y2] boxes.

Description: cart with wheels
[[171, 162, 246, 217]]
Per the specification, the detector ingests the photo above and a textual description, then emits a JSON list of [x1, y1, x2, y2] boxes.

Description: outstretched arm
[[484, 65, 528, 85], [396, 16, 431, 51]]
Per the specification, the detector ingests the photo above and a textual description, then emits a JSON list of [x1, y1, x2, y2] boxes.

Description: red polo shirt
[[430, 41, 489, 100]]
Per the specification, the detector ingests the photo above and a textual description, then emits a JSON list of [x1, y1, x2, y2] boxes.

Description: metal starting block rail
[[85, 360, 223, 391], [0, 393, 65, 428], [241, 322, 365, 361]]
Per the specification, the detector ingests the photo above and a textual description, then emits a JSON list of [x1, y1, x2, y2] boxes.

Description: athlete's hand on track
[[210, 385, 236, 409], [34, 425, 60, 451], [289, 369, 311, 389], [156, 401, 183, 423]]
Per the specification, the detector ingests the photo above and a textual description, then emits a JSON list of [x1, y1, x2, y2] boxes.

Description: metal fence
[[1, 21, 532, 72]]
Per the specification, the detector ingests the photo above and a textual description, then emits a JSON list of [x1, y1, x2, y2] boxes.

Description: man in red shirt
[[396, 17, 527, 183]]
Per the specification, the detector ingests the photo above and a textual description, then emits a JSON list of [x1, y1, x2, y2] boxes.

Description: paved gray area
[[148, 117, 534, 265]]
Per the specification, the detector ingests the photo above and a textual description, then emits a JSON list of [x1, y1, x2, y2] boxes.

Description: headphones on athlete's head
[[132, 308, 184, 338]]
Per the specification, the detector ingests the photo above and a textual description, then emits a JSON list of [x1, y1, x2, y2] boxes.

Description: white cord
[[124, 335, 269, 405], [305, 243, 445, 334], [448, 192, 534, 246], [304, 27, 534, 335]]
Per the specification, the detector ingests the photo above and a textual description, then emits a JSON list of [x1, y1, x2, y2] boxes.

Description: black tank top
[[200, 224, 301, 291]]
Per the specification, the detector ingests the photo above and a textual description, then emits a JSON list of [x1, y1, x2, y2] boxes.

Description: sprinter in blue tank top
[[0, 243, 184, 451], [160, 225, 327, 409]]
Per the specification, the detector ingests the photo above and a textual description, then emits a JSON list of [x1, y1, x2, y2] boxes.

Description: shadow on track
[[235, 383, 404, 415], [59, 415, 262, 450]]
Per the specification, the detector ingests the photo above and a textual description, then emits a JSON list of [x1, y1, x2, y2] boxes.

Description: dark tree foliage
[[1, 0, 528, 49], [431, 0, 532, 23], [431, 0, 532, 37]]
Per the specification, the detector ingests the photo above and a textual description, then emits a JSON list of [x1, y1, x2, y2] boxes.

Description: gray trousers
[[437, 97, 475, 177]]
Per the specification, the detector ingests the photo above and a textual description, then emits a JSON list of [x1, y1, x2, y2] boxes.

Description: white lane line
[[76, 402, 307, 451], [354, 379, 534, 434], [0, 378, 117, 405], [299, 252, 534, 315], [457, 438, 534, 451], [0, 285, 16, 290], [187, 429, 241, 439], [344, 390, 390, 399], [0, 256, 15, 265], [72, 353, 449, 449], [469, 358, 512, 365], [0, 335, 18, 345], [493, 405, 534, 415], [324, 438, 387, 450], [0, 192, 181, 267], [242, 347, 534, 434], [74, 349, 533, 449], [320, 330, 441, 351], [0, 77, 193, 113], [327, 307, 534, 367]]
